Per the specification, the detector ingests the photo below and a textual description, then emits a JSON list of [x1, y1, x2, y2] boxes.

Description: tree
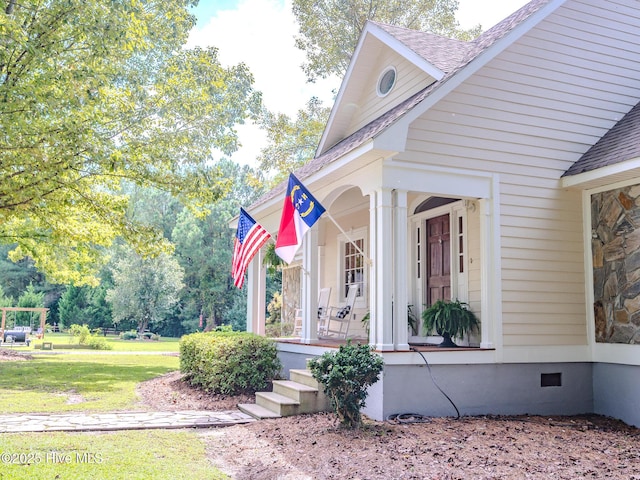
[[58, 285, 91, 328], [0, 0, 262, 285], [0, 285, 12, 307], [172, 159, 266, 333], [257, 97, 331, 183], [57, 283, 112, 330], [292, 0, 482, 82], [16, 283, 45, 326], [106, 248, 184, 334]]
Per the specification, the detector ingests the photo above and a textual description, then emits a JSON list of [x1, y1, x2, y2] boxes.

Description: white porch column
[[246, 248, 266, 335], [300, 226, 319, 344], [371, 188, 394, 351], [479, 194, 501, 352], [393, 189, 410, 351]]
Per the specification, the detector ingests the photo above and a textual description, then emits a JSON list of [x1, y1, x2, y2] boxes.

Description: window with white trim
[[337, 227, 368, 305]]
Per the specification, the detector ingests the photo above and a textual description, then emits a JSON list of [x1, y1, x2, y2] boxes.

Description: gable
[[342, 41, 435, 139], [317, 22, 471, 156]]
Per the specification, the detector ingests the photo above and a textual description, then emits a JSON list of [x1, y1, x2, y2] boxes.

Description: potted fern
[[421, 299, 479, 347]]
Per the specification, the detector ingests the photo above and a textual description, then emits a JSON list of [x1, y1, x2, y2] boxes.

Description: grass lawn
[[0, 353, 179, 414], [0, 346, 229, 479], [22, 332, 182, 352], [0, 430, 227, 479]]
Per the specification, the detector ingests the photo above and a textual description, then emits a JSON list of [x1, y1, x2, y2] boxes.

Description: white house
[[242, 0, 640, 427]]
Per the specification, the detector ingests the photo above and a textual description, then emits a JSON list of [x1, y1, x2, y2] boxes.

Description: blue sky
[[187, 0, 529, 167]]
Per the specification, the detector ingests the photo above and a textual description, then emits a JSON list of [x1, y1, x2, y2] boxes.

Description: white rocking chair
[[294, 287, 332, 336], [323, 285, 358, 339]]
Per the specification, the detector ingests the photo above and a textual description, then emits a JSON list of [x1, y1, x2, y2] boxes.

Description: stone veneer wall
[[592, 184, 640, 344], [281, 265, 301, 326]]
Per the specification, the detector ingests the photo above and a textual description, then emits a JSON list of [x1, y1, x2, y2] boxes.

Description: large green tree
[[106, 248, 184, 334], [57, 283, 111, 330], [0, 0, 261, 285], [172, 159, 267, 332], [257, 97, 330, 183], [292, 0, 481, 82]]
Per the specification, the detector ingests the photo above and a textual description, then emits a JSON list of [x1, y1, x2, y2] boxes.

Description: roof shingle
[[563, 101, 640, 177]]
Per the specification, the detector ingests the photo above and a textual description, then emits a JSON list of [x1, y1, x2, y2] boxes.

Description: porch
[[244, 160, 500, 354]]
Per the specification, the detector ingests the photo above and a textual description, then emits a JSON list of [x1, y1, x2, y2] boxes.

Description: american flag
[[232, 208, 271, 288]]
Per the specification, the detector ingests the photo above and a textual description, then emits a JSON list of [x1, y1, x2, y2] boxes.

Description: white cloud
[[188, 0, 338, 167]]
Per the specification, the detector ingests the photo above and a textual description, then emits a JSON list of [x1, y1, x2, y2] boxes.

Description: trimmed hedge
[[179, 331, 281, 395]]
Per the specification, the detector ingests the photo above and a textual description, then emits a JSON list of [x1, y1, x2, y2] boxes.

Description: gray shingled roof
[[252, 0, 551, 208], [563, 101, 640, 177], [371, 22, 472, 72]]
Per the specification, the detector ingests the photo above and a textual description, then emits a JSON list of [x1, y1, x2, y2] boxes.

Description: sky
[[187, 0, 530, 167]]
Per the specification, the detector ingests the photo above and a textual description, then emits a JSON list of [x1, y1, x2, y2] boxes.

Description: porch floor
[[275, 337, 487, 352]]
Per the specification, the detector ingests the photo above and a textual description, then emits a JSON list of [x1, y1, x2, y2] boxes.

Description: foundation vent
[[541, 372, 562, 387]]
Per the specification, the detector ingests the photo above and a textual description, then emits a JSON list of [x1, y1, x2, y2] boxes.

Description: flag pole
[[324, 212, 373, 266]]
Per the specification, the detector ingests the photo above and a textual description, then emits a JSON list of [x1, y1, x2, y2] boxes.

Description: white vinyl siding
[[347, 48, 432, 136], [394, 0, 640, 348]]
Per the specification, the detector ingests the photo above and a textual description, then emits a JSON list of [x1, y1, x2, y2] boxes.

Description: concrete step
[[272, 380, 317, 401], [272, 380, 330, 413], [255, 391, 300, 417], [237, 403, 281, 420], [289, 369, 322, 389]]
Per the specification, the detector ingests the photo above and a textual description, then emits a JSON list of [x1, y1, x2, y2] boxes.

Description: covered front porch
[[245, 158, 501, 354]]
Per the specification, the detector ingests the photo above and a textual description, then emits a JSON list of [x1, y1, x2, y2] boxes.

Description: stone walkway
[[0, 410, 255, 433]]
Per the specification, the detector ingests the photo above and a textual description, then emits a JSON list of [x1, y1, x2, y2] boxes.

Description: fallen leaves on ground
[[139, 371, 640, 479]]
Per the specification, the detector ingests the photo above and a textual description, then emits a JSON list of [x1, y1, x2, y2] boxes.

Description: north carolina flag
[[275, 173, 326, 264], [232, 208, 271, 288]]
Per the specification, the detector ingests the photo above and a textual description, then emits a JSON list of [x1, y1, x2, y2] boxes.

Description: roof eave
[[561, 156, 640, 191]]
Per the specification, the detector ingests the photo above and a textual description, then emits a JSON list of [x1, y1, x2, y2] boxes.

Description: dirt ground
[[137, 371, 640, 480]]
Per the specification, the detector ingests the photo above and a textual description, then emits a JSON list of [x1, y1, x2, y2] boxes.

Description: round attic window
[[377, 67, 396, 97]]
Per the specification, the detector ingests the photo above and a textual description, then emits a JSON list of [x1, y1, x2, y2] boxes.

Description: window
[[338, 227, 367, 304], [344, 239, 364, 298], [377, 66, 396, 97]]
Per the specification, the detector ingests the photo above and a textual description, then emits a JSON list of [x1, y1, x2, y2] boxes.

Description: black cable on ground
[[411, 346, 460, 419], [386, 413, 431, 424]]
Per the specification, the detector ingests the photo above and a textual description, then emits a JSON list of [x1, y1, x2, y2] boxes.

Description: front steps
[[238, 369, 330, 419]]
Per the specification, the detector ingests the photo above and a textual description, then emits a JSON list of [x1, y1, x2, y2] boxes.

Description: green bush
[[140, 332, 160, 341], [120, 330, 139, 340], [68, 324, 112, 350], [309, 342, 384, 428], [179, 331, 281, 395]]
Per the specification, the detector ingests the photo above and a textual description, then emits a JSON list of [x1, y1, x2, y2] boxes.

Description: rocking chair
[[323, 285, 358, 339], [294, 287, 332, 336]]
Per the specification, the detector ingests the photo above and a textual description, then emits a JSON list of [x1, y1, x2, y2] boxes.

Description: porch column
[[479, 196, 499, 351], [300, 226, 319, 344], [393, 189, 410, 351], [370, 188, 394, 351], [246, 248, 266, 335]]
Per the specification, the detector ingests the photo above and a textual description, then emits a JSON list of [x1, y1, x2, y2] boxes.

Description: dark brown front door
[[426, 214, 450, 306]]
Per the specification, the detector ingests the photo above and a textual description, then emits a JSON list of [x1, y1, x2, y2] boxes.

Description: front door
[[426, 214, 450, 306]]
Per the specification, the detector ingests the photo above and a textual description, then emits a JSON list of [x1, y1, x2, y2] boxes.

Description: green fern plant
[[421, 299, 479, 347]]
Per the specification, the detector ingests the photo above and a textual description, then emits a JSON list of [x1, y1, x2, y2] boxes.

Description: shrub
[[120, 330, 139, 340], [179, 331, 281, 395], [67, 324, 112, 350], [140, 332, 160, 341], [309, 342, 384, 428]]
